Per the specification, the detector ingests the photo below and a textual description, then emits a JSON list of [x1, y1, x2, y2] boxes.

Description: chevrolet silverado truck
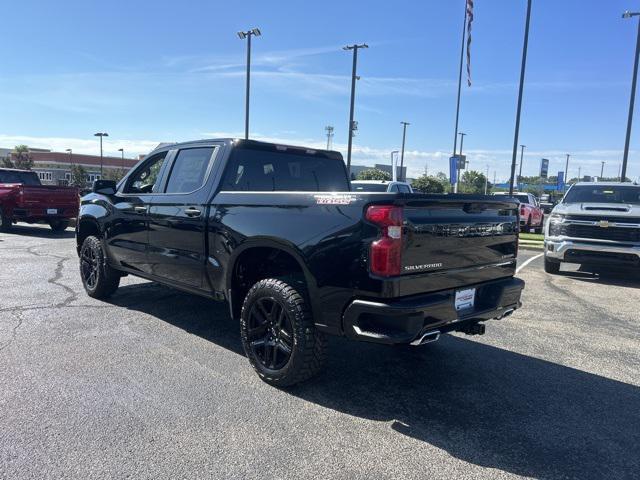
[[76, 139, 524, 386], [0, 168, 79, 232], [544, 182, 640, 273]]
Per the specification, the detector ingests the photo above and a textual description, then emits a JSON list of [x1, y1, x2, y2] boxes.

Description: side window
[[390, 184, 400, 192], [398, 184, 411, 193], [163, 147, 215, 194], [123, 152, 167, 194]]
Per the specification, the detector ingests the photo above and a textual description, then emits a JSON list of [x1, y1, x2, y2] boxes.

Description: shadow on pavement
[[557, 265, 640, 287], [110, 282, 640, 480], [0, 224, 75, 239]]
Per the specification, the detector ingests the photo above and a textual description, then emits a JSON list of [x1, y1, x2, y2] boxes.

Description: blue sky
[[1, 0, 640, 181]]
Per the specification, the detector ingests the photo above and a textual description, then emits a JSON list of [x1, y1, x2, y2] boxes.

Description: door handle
[[134, 206, 148, 214], [184, 207, 202, 218]]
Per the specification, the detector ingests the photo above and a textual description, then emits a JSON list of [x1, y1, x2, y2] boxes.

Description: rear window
[[164, 147, 216, 194], [0, 170, 41, 185], [514, 195, 530, 204], [563, 185, 640, 204], [351, 183, 388, 192], [221, 148, 349, 192]]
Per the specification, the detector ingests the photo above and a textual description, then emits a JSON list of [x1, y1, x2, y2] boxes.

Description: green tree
[[411, 174, 446, 193], [3, 145, 34, 169], [356, 168, 391, 181], [459, 170, 491, 194], [70, 164, 87, 187], [103, 168, 126, 183]]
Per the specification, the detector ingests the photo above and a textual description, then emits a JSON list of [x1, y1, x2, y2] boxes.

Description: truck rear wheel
[[79, 235, 120, 299], [49, 219, 70, 232], [240, 278, 327, 387], [0, 208, 12, 232]]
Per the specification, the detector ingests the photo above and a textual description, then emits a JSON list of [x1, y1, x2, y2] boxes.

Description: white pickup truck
[[544, 182, 640, 273]]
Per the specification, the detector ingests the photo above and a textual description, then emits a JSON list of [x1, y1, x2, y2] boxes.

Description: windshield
[[221, 148, 349, 192], [563, 185, 640, 204], [514, 194, 530, 204], [0, 170, 41, 185], [351, 182, 388, 192]]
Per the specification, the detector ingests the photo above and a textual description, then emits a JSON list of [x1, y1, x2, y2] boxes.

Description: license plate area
[[455, 288, 476, 313], [47, 208, 58, 215]]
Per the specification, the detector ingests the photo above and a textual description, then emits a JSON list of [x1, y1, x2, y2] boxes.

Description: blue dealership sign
[[449, 156, 458, 185], [557, 171, 565, 190]]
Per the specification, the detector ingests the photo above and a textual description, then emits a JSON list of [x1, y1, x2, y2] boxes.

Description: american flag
[[466, 0, 474, 87]]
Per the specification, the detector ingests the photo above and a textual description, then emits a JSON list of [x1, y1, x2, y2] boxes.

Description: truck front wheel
[[79, 235, 120, 299], [240, 278, 327, 387]]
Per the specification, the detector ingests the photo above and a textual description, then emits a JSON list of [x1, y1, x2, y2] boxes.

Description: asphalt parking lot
[[1, 224, 639, 480]]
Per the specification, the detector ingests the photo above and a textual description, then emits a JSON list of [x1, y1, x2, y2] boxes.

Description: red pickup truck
[[0, 168, 79, 232]]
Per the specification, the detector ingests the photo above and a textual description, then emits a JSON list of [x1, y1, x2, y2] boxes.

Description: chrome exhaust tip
[[496, 308, 515, 320], [410, 330, 441, 346]]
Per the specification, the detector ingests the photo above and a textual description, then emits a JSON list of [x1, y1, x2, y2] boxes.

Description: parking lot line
[[516, 253, 543, 274]]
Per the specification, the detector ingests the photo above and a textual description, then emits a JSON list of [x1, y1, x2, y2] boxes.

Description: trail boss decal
[[314, 194, 356, 205]]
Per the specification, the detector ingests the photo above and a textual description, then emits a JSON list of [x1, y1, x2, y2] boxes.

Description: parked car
[[539, 193, 559, 214], [0, 168, 79, 232], [544, 182, 640, 273], [351, 180, 414, 193], [76, 139, 524, 386], [494, 192, 544, 233]]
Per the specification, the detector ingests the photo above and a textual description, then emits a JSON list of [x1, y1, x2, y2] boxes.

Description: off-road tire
[[544, 256, 561, 274], [49, 219, 70, 232], [240, 278, 327, 387], [79, 235, 120, 299]]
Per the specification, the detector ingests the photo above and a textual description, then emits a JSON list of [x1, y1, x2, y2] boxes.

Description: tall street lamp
[[94, 132, 108, 177], [455, 132, 467, 193], [325, 126, 334, 150], [390, 150, 399, 182], [509, 0, 533, 195], [118, 148, 125, 174], [452, 1, 468, 168], [237, 28, 261, 140], [343, 43, 368, 178], [517, 144, 526, 190], [399, 121, 410, 182], [65, 149, 73, 184], [621, 11, 640, 182], [564, 153, 570, 191], [601, 161, 605, 178]]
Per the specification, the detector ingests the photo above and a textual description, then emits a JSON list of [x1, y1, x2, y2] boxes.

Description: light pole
[[577, 166, 581, 183], [118, 148, 125, 174], [390, 150, 399, 182], [601, 161, 605, 178], [452, 1, 468, 169], [508, 0, 533, 195], [564, 153, 570, 192], [399, 121, 410, 182], [517, 144, 526, 190], [343, 43, 368, 178], [455, 132, 466, 193], [621, 11, 640, 182], [325, 126, 334, 150], [94, 132, 108, 177], [485, 164, 490, 194], [65, 149, 73, 185], [237, 28, 261, 140]]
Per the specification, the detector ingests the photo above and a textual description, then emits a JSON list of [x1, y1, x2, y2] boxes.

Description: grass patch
[[520, 232, 544, 242]]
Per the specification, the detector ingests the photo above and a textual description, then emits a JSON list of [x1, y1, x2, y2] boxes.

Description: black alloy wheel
[[79, 235, 120, 298], [247, 297, 294, 370], [80, 241, 99, 289]]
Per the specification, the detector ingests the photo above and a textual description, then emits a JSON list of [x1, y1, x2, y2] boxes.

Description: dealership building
[[2, 148, 140, 186]]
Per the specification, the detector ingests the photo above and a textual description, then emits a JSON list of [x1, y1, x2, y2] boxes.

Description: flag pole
[[508, 0, 532, 196], [452, 1, 468, 193]]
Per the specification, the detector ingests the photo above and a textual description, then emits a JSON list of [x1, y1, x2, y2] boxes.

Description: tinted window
[[515, 194, 531, 204], [0, 171, 41, 185], [351, 182, 388, 192], [221, 148, 349, 192], [390, 184, 400, 192], [164, 147, 215, 194], [563, 185, 640, 205], [398, 184, 411, 193], [124, 152, 167, 194]]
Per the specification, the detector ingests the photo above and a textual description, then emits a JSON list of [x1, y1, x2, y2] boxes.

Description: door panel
[[147, 146, 218, 289], [107, 195, 152, 272]]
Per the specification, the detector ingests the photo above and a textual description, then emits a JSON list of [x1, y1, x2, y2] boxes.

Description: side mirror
[[92, 179, 117, 195]]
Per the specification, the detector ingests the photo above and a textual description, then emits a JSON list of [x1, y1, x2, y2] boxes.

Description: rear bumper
[[342, 276, 524, 345], [12, 207, 77, 221], [545, 238, 640, 266]]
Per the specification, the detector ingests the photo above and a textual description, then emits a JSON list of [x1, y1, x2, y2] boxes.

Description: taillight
[[366, 205, 403, 276], [520, 205, 526, 215]]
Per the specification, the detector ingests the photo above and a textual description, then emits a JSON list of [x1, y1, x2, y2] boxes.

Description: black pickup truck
[[76, 139, 524, 386]]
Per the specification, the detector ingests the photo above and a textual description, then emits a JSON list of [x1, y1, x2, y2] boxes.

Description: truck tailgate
[[18, 185, 79, 214], [400, 196, 518, 275]]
